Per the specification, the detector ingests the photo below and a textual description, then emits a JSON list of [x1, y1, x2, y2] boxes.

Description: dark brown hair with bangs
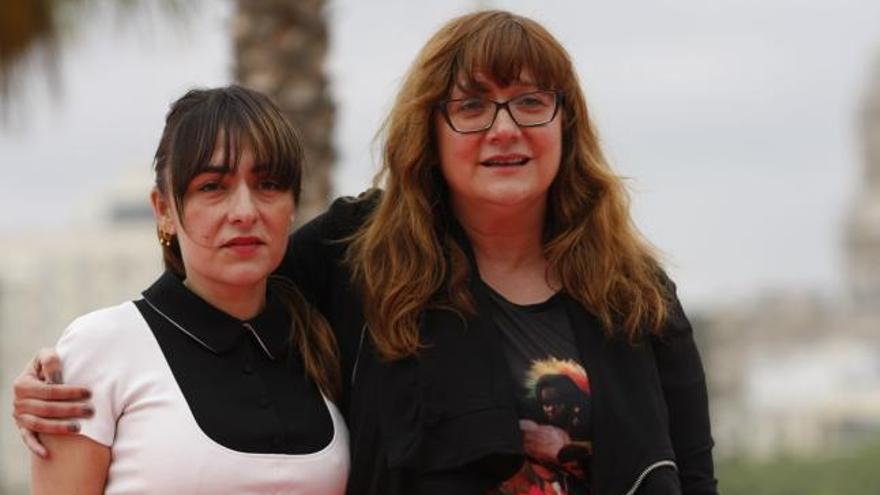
[[155, 85, 302, 228], [152, 85, 340, 399], [347, 10, 671, 361]]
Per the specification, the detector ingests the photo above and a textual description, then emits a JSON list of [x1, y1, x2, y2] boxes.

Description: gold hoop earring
[[158, 229, 173, 247]]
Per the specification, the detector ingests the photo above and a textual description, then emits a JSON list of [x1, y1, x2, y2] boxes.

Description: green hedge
[[717, 439, 880, 495]]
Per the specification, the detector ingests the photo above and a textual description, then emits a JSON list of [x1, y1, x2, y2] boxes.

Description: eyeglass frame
[[434, 90, 563, 134]]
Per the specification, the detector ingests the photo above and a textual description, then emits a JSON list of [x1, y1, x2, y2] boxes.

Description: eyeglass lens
[[445, 91, 557, 132]]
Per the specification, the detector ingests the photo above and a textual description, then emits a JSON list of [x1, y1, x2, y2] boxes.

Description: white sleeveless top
[[57, 302, 349, 495]]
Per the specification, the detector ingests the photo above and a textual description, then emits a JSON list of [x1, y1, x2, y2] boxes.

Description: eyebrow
[[455, 80, 489, 94]]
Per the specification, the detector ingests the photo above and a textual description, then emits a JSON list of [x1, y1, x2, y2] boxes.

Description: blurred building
[[701, 57, 880, 459], [0, 169, 162, 494], [848, 51, 880, 314]]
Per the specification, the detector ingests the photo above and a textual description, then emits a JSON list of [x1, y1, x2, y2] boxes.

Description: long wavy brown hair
[[347, 11, 671, 361], [153, 86, 340, 399]]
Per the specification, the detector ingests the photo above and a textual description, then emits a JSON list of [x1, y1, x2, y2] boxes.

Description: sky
[[1, 0, 879, 309]]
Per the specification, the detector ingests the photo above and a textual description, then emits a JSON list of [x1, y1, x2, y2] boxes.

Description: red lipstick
[[222, 236, 263, 255]]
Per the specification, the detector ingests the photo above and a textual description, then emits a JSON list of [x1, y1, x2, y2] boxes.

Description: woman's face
[[435, 71, 563, 213], [155, 144, 295, 291]]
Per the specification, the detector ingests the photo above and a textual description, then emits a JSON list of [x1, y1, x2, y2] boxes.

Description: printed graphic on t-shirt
[[492, 357, 592, 495]]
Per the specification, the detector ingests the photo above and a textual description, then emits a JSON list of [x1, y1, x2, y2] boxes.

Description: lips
[[480, 155, 530, 167], [222, 236, 263, 248], [222, 237, 263, 256]]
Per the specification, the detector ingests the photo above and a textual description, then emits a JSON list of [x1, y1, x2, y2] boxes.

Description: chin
[[478, 187, 546, 207], [219, 266, 273, 287]]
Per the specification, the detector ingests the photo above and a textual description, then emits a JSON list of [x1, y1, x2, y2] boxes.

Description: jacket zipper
[[622, 459, 677, 495]]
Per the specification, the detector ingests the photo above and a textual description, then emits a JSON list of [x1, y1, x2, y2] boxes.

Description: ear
[[150, 188, 176, 235]]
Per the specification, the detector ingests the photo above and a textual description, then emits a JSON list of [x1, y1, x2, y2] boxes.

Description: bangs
[[165, 87, 303, 212], [450, 15, 571, 93]]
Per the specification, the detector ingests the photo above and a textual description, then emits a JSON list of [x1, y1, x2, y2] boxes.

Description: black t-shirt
[[483, 284, 593, 495]]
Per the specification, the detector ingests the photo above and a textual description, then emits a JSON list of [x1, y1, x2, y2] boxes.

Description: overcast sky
[[2, 0, 879, 309]]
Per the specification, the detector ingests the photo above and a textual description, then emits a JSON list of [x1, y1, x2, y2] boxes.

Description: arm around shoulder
[[279, 190, 381, 306]]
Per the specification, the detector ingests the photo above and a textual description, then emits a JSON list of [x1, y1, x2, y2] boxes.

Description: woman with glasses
[[15, 10, 717, 495]]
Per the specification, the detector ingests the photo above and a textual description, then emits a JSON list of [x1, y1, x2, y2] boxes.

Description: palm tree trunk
[[233, 0, 335, 224]]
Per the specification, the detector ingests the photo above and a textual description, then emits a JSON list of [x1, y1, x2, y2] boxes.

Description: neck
[[452, 195, 548, 270], [183, 275, 267, 320]]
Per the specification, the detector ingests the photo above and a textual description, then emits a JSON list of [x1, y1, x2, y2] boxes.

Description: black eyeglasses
[[436, 90, 562, 134]]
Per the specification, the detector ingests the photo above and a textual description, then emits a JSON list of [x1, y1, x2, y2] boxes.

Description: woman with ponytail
[[27, 85, 348, 494]]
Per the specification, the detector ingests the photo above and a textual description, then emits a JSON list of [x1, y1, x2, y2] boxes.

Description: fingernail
[[83, 407, 94, 417], [81, 390, 91, 399], [49, 371, 62, 384], [67, 423, 80, 433]]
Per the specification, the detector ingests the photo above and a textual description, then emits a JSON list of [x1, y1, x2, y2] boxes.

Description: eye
[[190, 171, 226, 193], [513, 92, 552, 109], [451, 97, 489, 115], [519, 97, 544, 106], [196, 181, 222, 193], [259, 179, 284, 191]]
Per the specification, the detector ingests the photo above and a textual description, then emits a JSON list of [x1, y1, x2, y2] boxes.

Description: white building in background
[[0, 168, 163, 494], [744, 339, 880, 455], [701, 56, 880, 460]]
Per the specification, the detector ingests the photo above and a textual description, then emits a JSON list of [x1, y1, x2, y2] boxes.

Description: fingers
[[12, 347, 84, 459], [14, 363, 91, 401], [14, 377, 90, 401], [14, 412, 80, 436], [14, 397, 93, 419], [36, 348, 63, 384], [19, 427, 48, 458]]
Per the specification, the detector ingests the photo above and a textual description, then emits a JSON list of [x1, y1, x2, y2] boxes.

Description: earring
[[158, 229, 173, 247]]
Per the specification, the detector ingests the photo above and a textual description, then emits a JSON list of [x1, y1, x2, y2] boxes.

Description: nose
[[227, 182, 258, 226], [486, 104, 521, 142]]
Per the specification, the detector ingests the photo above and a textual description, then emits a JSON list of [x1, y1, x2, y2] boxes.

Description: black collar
[[141, 271, 292, 359]]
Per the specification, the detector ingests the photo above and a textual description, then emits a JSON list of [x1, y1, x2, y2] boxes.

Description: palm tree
[[0, 0, 57, 107], [233, 0, 335, 221], [0, 0, 335, 221]]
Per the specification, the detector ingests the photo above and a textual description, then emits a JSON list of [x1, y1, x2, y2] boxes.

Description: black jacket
[[282, 193, 718, 495]]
